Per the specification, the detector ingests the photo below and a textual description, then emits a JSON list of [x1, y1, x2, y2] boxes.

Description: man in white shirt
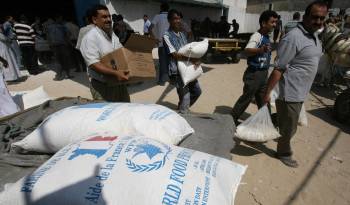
[[150, 3, 170, 86], [143, 15, 151, 36], [80, 4, 130, 102]]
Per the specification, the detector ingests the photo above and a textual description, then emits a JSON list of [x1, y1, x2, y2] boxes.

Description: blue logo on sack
[[68, 136, 118, 160], [125, 139, 171, 173], [73, 103, 109, 109]]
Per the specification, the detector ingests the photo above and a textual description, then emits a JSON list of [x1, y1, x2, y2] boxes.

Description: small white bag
[[235, 105, 280, 142], [177, 38, 209, 58], [177, 61, 203, 86]]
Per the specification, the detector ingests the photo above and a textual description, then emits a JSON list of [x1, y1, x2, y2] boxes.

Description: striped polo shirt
[[13, 23, 35, 45]]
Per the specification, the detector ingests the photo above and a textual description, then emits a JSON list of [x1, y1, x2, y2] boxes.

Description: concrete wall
[[223, 0, 247, 33]]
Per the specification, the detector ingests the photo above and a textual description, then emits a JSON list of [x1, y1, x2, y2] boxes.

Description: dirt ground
[[7, 56, 350, 205]]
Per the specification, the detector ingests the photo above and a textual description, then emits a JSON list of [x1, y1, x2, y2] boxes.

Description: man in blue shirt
[[231, 10, 278, 124]]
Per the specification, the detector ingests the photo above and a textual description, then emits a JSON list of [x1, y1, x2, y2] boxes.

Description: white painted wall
[[223, 0, 247, 33], [103, 0, 224, 35]]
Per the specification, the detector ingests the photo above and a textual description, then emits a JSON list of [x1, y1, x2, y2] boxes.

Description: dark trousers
[[276, 100, 302, 156], [175, 78, 202, 113], [90, 79, 130, 102], [20, 44, 39, 74], [158, 47, 169, 83], [231, 68, 268, 120], [52, 45, 72, 76]]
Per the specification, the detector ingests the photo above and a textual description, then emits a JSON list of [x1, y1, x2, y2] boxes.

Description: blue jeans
[[172, 75, 202, 113]]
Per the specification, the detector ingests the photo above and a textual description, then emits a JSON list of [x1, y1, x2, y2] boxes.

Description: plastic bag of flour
[[178, 39, 209, 58], [0, 133, 247, 205], [177, 61, 203, 86], [235, 105, 280, 142], [11, 86, 51, 110], [12, 103, 194, 153]]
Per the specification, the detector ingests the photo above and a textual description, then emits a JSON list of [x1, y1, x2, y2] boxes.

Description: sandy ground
[[7, 56, 350, 205]]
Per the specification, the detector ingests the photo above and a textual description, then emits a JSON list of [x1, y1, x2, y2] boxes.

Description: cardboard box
[[100, 34, 157, 84]]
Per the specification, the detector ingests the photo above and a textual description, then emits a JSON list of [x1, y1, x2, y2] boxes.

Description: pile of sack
[[1, 102, 246, 205]]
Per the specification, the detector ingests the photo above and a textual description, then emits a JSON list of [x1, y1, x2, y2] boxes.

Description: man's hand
[[190, 58, 201, 69], [114, 70, 129, 81], [263, 92, 271, 105], [0, 59, 8, 68], [260, 44, 271, 53]]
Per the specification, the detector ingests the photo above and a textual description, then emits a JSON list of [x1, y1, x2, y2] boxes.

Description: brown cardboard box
[[100, 34, 157, 84]]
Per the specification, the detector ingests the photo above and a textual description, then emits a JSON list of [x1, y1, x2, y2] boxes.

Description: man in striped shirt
[[14, 15, 40, 75]]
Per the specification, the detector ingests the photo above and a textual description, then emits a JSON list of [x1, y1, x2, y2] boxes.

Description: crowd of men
[[1, 1, 347, 168]]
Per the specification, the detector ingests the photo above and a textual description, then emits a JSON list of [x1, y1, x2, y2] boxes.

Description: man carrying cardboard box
[[80, 4, 130, 102]]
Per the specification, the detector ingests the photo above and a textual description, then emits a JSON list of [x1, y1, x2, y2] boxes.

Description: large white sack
[[12, 103, 194, 153], [235, 105, 280, 142], [10, 86, 51, 110], [178, 39, 209, 58], [0, 133, 247, 205], [177, 61, 203, 86]]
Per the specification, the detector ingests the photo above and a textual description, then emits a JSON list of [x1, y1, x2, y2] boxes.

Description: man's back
[[152, 12, 169, 46]]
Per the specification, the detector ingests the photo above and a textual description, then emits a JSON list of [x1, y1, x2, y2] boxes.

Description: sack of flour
[[12, 103, 194, 153], [178, 39, 209, 58], [11, 86, 51, 110], [177, 61, 203, 86], [1, 133, 247, 205], [235, 105, 280, 142]]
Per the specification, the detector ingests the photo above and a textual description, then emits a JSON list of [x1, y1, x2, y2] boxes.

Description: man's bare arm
[[263, 68, 283, 103], [90, 62, 129, 81]]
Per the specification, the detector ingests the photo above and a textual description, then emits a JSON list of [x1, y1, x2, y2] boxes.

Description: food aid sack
[[235, 105, 280, 142], [177, 61, 203, 86], [0, 133, 247, 205], [178, 39, 209, 58], [11, 86, 51, 110], [12, 103, 194, 153]]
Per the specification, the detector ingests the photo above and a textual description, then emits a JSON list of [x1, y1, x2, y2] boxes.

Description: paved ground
[[7, 56, 350, 205]]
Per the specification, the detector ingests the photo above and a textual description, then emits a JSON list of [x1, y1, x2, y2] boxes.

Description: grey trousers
[[276, 100, 303, 156], [231, 68, 268, 120]]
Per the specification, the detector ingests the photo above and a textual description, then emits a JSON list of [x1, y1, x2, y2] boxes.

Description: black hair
[[90, 4, 109, 18], [85, 8, 93, 24], [167, 9, 180, 21], [304, 1, 328, 16], [293, 12, 301, 20], [259, 10, 278, 27], [144, 14, 148, 18], [160, 2, 169, 12]]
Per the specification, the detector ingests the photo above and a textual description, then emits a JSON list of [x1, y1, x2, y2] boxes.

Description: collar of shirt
[[297, 23, 319, 44], [95, 26, 118, 48]]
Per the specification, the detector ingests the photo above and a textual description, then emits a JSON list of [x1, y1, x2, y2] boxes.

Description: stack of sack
[[177, 39, 209, 86], [11, 86, 52, 110], [1, 102, 247, 205]]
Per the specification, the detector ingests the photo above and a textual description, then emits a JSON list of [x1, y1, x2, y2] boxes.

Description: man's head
[[91, 4, 112, 33], [293, 12, 301, 21], [160, 3, 169, 12], [143, 14, 148, 22], [259, 10, 278, 33], [167, 9, 181, 32], [232, 19, 237, 23], [303, 1, 328, 33]]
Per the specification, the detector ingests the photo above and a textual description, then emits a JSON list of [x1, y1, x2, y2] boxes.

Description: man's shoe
[[276, 154, 299, 168]]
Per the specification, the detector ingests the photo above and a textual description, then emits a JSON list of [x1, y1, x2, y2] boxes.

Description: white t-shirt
[[151, 12, 169, 47], [245, 32, 263, 49], [80, 26, 123, 82], [76, 24, 95, 50]]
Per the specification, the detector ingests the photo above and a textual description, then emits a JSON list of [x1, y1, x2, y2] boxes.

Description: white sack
[[178, 39, 209, 58], [12, 103, 194, 153], [10, 86, 51, 110], [298, 104, 308, 127], [1, 133, 247, 205], [177, 61, 203, 86], [235, 105, 280, 142]]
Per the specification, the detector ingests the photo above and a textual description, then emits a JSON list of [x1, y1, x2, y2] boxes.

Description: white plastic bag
[[11, 86, 51, 110], [177, 38, 209, 58], [12, 103, 194, 153], [1, 133, 247, 205], [298, 104, 308, 127], [235, 105, 280, 142], [177, 61, 203, 86], [0, 71, 20, 118]]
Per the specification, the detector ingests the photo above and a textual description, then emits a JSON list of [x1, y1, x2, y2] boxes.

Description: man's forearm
[[90, 62, 118, 76], [266, 69, 283, 96], [245, 48, 263, 56]]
